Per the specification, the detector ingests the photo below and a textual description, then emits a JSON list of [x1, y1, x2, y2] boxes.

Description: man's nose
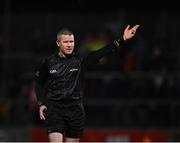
[[67, 42, 72, 46]]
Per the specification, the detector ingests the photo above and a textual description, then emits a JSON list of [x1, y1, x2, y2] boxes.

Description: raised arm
[[83, 24, 140, 67]]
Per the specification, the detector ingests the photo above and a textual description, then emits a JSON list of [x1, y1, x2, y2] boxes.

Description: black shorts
[[45, 101, 86, 138]]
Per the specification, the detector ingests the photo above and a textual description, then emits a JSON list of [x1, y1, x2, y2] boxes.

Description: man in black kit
[[34, 24, 140, 142]]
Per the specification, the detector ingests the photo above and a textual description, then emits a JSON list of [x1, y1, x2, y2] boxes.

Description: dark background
[[0, 0, 180, 141]]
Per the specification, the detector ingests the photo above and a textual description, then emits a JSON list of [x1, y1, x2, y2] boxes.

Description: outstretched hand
[[123, 25, 140, 41]]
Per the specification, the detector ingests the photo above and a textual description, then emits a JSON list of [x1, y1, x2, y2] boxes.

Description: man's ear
[[56, 40, 60, 46]]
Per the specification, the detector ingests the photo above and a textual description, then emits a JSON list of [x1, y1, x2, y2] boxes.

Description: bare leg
[[48, 132, 63, 142], [65, 137, 79, 142]]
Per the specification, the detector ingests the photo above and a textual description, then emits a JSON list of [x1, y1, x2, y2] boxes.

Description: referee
[[34, 24, 139, 142]]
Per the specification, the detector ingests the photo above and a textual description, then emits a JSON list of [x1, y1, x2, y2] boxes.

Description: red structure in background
[[80, 129, 167, 142], [31, 128, 49, 142], [31, 128, 167, 142], [124, 51, 135, 74]]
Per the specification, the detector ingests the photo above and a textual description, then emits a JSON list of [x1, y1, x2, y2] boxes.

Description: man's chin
[[65, 52, 74, 57], [65, 52, 73, 55]]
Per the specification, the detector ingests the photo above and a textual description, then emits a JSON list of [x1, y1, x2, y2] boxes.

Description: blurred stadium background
[[0, 0, 180, 141]]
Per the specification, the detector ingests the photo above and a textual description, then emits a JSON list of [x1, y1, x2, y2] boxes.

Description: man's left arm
[[83, 24, 140, 67]]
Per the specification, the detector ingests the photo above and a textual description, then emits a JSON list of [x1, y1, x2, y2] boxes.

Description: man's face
[[57, 34, 74, 55]]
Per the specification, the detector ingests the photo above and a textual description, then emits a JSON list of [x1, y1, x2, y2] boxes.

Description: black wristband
[[113, 37, 126, 48]]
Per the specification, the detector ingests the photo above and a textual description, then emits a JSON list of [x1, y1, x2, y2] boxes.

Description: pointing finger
[[133, 25, 140, 30], [125, 25, 130, 31]]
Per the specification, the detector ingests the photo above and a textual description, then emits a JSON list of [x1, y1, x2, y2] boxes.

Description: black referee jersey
[[34, 39, 125, 106]]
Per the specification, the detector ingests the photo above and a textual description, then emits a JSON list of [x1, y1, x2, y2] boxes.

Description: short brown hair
[[57, 28, 74, 40]]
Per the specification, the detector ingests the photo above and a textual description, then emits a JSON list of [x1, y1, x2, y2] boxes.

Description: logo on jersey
[[49, 69, 57, 74], [70, 68, 78, 72]]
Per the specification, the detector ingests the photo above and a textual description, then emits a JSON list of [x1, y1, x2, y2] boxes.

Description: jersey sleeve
[[82, 38, 126, 68]]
